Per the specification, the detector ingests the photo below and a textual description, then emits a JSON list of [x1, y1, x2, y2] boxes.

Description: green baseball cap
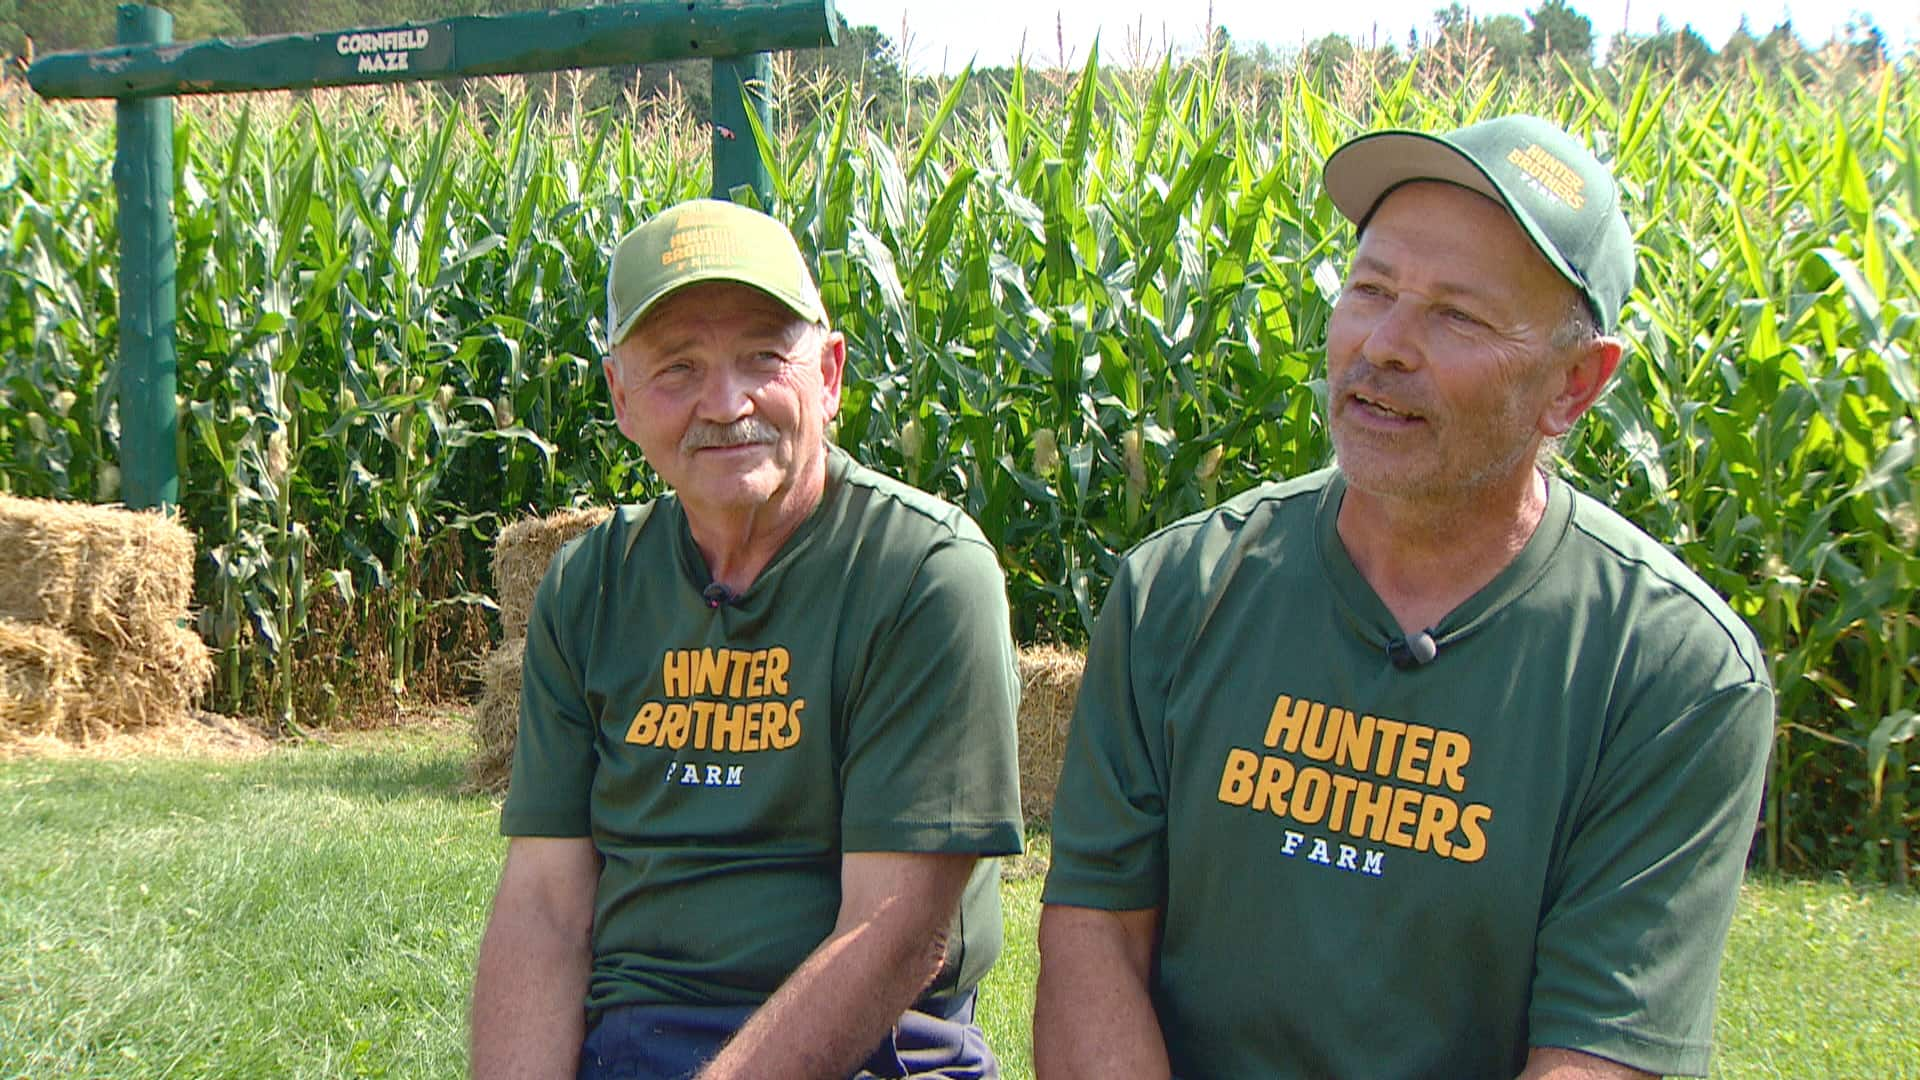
[[605, 199, 827, 347], [1322, 114, 1636, 333]]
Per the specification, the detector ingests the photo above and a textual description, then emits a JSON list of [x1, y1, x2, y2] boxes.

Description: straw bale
[[0, 619, 88, 740], [0, 497, 81, 630], [493, 508, 611, 639], [66, 625, 215, 743], [1017, 644, 1085, 824], [465, 637, 526, 794], [70, 507, 196, 647], [0, 494, 196, 647], [0, 494, 212, 750]]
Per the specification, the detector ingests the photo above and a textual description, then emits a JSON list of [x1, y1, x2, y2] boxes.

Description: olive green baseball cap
[[1322, 114, 1636, 333], [606, 199, 827, 347]]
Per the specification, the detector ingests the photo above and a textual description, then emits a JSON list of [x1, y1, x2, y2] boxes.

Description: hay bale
[[465, 637, 526, 794], [0, 496, 210, 747], [1018, 644, 1085, 824], [70, 508, 196, 648], [0, 498, 81, 630], [0, 619, 87, 740], [69, 625, 215, 742], [493, 508, 611, 639], [0, 494, 195, 647], [471, 504, 607, 791]]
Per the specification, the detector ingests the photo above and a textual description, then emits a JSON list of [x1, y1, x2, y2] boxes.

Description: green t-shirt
[[504, 447, 1024, 1018], [1044, 468, 1773, 1078]]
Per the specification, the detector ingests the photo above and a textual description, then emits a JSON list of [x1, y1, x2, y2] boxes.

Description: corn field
[[1, 47, 1915, 884]]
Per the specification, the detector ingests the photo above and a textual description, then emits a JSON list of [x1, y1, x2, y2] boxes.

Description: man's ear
[[818, 330, 847, 420], [1541, 336, 1623, 437], [602, 354, 629, 427]]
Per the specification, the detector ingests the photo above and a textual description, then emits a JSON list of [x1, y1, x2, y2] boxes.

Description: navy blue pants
[[577, 991, 998, 1080]]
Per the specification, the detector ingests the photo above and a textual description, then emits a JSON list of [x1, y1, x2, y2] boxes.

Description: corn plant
[[0, 88, 117, 502], [762, 51, 1343, 638], [1561, 59, 1920, 884]]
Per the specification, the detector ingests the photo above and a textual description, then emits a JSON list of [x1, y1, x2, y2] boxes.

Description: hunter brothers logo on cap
[[1505, 143, 1586, 210], [606, 199, 827, 348], [659, 205, 753, 270]]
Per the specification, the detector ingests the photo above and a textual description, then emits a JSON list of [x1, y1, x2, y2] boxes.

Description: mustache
[[1331, 365, 1427, 413], [681, 417, 779, 453]]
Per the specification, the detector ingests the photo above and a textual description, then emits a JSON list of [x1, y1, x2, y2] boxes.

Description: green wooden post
[[114, 3, 178, 510], [712, 53, 773, 203]]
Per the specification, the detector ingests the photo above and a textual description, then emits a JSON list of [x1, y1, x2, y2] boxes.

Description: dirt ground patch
[[0, 703, 472, 762], [0, 709, 271, 761]]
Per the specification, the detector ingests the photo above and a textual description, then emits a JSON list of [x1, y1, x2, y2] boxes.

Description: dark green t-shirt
[[1044, 468, 1773, 1078], [504, 447, 1024, 1018]]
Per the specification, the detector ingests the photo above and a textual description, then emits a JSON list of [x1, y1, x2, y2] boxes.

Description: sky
[[832, 0, 1920, 73]]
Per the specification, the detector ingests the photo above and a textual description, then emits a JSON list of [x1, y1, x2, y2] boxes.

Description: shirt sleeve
[[1526, 678, 1774, 1077], [836, 534, 1024, 856], [1041, 555, 1172, 912], [500, 545, 598, 837]]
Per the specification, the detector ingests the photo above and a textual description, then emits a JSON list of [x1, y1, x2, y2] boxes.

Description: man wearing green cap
[[470, 200, 1023, 1079], [1033, 116, 1772, 1079]]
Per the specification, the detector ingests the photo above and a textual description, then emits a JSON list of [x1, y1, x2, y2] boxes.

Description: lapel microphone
[[701, 582, 736, 609], [1387, 629, 1438, 670]]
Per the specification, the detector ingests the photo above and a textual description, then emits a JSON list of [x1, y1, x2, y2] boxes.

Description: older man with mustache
[[1033, 116, 1773, 1079], [471, 200, 1024, 1080]]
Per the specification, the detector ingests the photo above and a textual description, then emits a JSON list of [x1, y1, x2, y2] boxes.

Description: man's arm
[[1033, 903, 1170, 1080], [1518, 1047, 1657, 1079], [695, 850, 977, 1080], [471, 835, 601, 1080]]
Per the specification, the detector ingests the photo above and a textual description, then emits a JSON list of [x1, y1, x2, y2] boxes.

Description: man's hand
[[696, 851, 977, 1080], [1033, 903, 1170, 1080], [470, 836, 601, 1080]]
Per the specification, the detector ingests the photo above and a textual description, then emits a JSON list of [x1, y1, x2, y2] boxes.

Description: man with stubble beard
[[1033, 116, 1773, 1079]]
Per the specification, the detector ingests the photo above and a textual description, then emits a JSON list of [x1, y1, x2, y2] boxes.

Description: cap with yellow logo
[[606, 199, 827, 347], [1322, 114, 1635, 333]]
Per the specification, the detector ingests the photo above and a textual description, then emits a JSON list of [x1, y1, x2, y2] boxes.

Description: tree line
[[1284, 1, 1898, 84], [5, 0, 1902, 83]]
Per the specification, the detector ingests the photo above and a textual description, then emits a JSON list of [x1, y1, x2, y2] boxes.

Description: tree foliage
[[1477, 15, 1531, 70], [9, 0, 114, 53], [1617, 18, 1716, 82], [1431, 5, 1573, 73], [1527, 0, 1595, 67]]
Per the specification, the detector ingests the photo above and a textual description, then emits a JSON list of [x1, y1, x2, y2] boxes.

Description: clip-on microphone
[[1386, 629, 1438, 670]]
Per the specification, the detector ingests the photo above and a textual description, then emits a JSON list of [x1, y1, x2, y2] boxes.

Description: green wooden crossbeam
[[29, 0, 837, 99]]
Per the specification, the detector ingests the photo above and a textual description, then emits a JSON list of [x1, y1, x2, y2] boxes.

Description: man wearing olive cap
[[471, 200, 1023, 1079], [1034, 116, 1772, 1079]]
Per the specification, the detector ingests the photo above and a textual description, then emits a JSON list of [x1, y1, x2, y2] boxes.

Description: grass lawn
[[3, 724, 1915, 1079]]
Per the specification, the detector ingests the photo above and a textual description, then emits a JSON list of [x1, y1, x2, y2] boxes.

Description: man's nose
[[694, 364, 753, 421], [1360, 300, 1425, 372]]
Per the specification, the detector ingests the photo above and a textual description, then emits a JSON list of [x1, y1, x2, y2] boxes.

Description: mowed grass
[[2, 726, 1915, 1080], [0, 725, 499, 1079]]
